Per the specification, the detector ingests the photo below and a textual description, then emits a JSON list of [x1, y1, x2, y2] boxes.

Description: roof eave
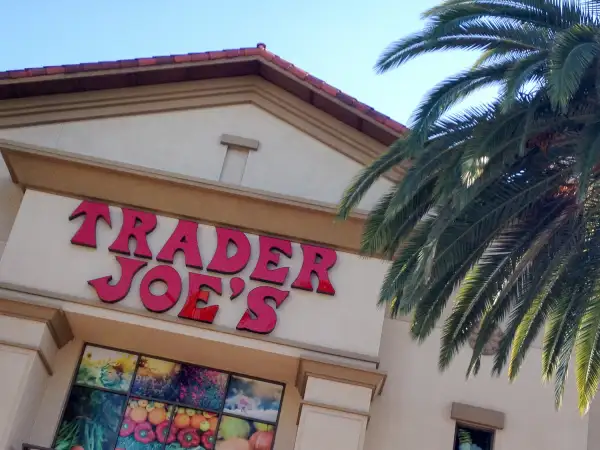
[[0, 56, 405, 146]]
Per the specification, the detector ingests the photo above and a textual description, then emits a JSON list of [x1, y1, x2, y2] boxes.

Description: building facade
[[0, 44, 592, 450]]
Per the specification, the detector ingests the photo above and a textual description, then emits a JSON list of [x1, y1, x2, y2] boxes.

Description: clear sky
[[1, 0, 483, 125]]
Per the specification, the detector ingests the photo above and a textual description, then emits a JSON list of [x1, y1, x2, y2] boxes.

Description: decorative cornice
[[0, 138, 383, 256], [0, 298, 73, 349], [295, 356, 387, 401]]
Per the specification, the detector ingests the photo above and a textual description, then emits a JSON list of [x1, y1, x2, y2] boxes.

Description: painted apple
[[249, 431, 274, 450], [218, 417, 250, 440]]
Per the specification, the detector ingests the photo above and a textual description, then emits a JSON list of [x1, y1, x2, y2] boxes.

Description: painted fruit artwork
[[164, 408, 218, 450], [116, 398, 174, 450], [75, 345, 138, 392], [131, 357, 182, 402], [54, 385, 127, 450], [178, 365, 228, 411], [216, 416, 275, 450], [223, 377, 282, 423]]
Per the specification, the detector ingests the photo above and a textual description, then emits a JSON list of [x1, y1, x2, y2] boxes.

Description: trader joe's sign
[[69, 201, 337, 335]]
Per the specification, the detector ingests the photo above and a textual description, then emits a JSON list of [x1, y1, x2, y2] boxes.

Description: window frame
[[52, 341, 286, 450], [453, 422, 496, 450]]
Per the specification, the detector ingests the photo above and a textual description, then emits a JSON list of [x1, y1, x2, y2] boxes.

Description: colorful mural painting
[[224, 377, 283, 423], [54, 386, 127, 450], [164, 408, 218, 450], [178, 366, 228, 411], [75, 345, 138, 392], [131, 357, 182, 402], [217, 416, 275, 450], [115, 399, 174, 450], [54, 345, 282, 450]]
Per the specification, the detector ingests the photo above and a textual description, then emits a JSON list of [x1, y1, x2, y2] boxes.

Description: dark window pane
[[224, 376, 283, 423], [165, 407, 218, 450], [75, 345, 138, 392], [115, 398, 174, 450], [217, 416, 275, 450], [178, 365, 228, 411], [455, 426, 493, 450], [131, 356, 182, 402], [53, 385, 126, 450]]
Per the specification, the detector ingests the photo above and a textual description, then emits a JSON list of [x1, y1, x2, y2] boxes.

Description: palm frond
[[342, 0, 600, 414], [548, 25, 600, 110]]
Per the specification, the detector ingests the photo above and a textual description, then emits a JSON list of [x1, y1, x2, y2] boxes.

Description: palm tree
[[338, 0, 600, 414]]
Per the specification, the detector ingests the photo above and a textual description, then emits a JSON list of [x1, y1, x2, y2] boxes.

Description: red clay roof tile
[[189, 52, 210, 62], [173, 54, 192, 63], [44, 66, 66, 75], [0, 44, 408, 138]]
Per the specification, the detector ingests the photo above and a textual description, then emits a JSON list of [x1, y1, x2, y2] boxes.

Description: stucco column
[[293, 357, 386, 450], [0, 298, 72, 450]]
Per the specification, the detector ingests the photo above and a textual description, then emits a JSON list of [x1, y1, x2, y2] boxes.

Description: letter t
[[69, 200, 112, 248]]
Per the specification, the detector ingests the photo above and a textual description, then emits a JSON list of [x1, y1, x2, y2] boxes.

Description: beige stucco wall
[[0, 104, 392, 212], [369, 318, 589, 450], [0, 190, 388, 358]]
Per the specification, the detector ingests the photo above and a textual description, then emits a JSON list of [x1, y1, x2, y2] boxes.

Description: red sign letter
[[178, 273, 223, 324], [157, 220, 203, 269], [139, 265, 182, 313], [236, 286, 289, 334], [109, 208, 157, 259], [250, 236, 292, 285], [207, 228, 251, 274], [70, 200, 112, 248], [88, 256, 147, 303], [292, 244, 337, 295]]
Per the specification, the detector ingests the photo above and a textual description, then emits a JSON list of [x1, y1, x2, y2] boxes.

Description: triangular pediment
[[0, 76, 395, 212]]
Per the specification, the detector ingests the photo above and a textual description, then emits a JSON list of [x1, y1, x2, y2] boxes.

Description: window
[[454, 425, 494, 450], [53, 344, 284, 450]]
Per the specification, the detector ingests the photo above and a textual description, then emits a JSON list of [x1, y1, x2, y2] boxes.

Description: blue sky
[[1, 0, 485, 125]]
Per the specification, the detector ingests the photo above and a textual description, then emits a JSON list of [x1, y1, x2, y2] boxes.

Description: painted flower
[[134, 422, 156, 444], [178, 427, 201, 448], [119, 418, 136, 437], [201, 430, 216, 450]]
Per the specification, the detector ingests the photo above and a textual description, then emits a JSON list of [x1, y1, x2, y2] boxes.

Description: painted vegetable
[[119, 418, 136, 437], [148, 407, 167, 425], [201, 430, 216, 449], [191, 414, 211, 431], [156, 422, 177, 444], [178, 427, 201, 448], [130, 406, 148, 423], [174, 413, 191, 428], [134, 422, 156, 444]]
